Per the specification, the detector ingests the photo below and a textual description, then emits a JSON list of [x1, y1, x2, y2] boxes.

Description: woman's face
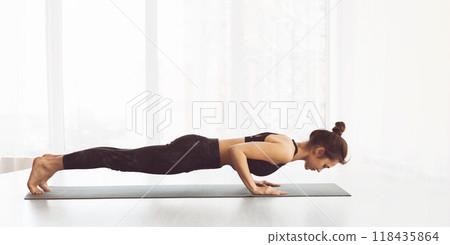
[[303, 146, 339, 172]]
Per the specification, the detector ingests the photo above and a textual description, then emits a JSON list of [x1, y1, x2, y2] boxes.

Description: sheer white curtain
[[157, 0, 329, 143], [0, 0, 48, 172], [330, 0, 450, 180], [0, 0, 329, 172]]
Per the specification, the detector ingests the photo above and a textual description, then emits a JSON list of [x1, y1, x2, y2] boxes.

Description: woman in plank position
[[27, 122, 349, 196]]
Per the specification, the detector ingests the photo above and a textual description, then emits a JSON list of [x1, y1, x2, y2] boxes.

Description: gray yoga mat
[[24, 183, 350, 200]]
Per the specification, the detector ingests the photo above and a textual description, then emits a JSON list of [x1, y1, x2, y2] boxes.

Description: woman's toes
[[27, 183, 43, 195], [34, 189, 43, 195], [39, 182, 51, 192]]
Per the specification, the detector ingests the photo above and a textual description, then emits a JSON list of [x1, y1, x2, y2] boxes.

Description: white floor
[[1, 161, 449, 227]]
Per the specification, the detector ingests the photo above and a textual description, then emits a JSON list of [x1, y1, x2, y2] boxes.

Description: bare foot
[[42, 154, 63, 158], [27, 157, 60, 195]]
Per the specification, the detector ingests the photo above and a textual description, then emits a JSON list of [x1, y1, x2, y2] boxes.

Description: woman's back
[[218, 132, 294, 167]]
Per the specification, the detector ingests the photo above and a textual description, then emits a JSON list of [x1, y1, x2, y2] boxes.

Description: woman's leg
[[27, 144, 173, 195], [61, 145, 179, 174], [27, 134, 220, 194], [60, 135, 216, 174]]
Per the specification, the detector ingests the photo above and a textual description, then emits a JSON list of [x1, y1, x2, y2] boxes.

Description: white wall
[[330, 0, 450, 180]]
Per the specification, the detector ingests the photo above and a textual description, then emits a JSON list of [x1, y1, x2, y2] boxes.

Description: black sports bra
[[244, 132, 298, 176]]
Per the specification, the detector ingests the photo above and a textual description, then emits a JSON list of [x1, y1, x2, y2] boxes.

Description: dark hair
[[306, 121, 349, 164]]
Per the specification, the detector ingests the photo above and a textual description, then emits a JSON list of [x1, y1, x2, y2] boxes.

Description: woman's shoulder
[[265, 133, 292, 143]]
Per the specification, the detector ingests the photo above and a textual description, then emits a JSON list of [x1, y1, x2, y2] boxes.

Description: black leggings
[[62, 134, 221, 175]]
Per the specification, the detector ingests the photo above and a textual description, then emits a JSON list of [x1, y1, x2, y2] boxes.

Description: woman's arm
[[228, 146, 258, 193], [228, 141, 290, 195]]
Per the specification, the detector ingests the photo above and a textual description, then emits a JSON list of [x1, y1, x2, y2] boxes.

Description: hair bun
[[332, 121, 346, 136]]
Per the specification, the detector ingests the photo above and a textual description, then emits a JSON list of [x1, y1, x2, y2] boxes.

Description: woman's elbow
[[227, 145, 239, 154]]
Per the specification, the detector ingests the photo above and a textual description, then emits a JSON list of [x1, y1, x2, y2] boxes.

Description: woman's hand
[[254, 179, 281, 187], [252, 180, 286, 195], [251, 185, 287, 195]]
